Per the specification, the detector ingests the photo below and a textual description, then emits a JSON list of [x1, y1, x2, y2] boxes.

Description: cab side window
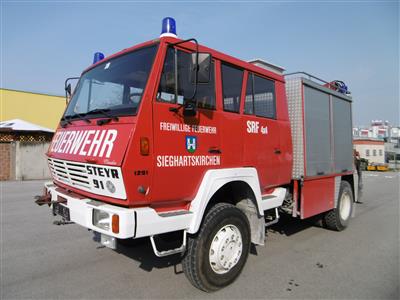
[[221, 63, 243, 113], [244, 73, 276, 119], [158, 47, 215, 109]]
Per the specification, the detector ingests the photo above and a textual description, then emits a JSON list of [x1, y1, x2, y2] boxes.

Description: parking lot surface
[[1, 172, 399, 299]]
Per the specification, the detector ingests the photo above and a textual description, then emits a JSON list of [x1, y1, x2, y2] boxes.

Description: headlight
[[93, 209, 110, 231]]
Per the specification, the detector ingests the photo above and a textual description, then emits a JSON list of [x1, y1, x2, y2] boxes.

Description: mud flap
[[236, 198, 265, 245]]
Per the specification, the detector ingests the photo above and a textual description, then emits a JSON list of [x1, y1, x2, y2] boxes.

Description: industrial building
[[353, 120, 400, 142], [0, 89, 65, 180], [1, 88, 65, 130], [353, 138, 385, 164], [353, 120, 399, 169]]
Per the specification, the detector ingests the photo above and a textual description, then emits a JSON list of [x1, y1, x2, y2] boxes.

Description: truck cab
[[47, 34, 292, 209]]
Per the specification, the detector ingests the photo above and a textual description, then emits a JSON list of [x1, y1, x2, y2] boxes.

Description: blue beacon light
[[93, 52, 105, 64], [160, 17, 177, 38]]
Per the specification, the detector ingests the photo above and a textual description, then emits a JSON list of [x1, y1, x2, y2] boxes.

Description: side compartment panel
[[332, 97, 353, 173], [301, 177, 335, 219], [304, 86, 332, 176]]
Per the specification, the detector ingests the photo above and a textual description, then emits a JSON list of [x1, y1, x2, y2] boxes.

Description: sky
[[1, 0, 399, 127]]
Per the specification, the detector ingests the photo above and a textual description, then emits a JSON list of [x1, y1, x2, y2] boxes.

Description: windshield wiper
[[60, 116, 72, 128], [85, 108, 119, 125], [64, 113, 91, 124]]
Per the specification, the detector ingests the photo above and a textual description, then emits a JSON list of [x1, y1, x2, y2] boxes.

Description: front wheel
[[182, 203, 251, 292], [323, 181, 353, 231]]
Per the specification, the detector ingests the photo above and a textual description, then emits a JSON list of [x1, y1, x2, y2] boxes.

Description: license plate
[[53, 203, 70, 221]]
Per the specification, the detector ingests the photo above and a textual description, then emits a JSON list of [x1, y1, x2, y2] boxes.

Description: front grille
[[47, 158, 127, 199], [48, 158, 91, 189]]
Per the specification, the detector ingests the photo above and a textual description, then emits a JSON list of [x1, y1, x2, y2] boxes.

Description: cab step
[[150, 230, 187, 257], [265, 208, 280, 227]]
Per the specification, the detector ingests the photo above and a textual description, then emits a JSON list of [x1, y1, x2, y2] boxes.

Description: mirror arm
[[168, 38, 199, 50], [168, 38, 199, 102], [64, 77, 80, 104], [174, 48, 178, 103]]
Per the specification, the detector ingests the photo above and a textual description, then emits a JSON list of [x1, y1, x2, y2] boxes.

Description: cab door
[[242, 72, 282, 190], [150, 45, 220, 203], [218, 61, 246, 167]]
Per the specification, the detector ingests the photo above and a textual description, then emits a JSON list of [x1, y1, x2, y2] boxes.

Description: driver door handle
[[208, 147, 222, 154]]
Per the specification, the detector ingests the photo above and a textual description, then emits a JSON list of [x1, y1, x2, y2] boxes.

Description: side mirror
[[190, 52, 211, 84], [64, 77, 80, 104]]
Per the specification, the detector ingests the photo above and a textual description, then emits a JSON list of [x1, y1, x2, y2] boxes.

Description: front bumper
[[43, 182, 193, 239]]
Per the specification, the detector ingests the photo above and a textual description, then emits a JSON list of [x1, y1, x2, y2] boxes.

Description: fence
[[0, 141, 51, 180]]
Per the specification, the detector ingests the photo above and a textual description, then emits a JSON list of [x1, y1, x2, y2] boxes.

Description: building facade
[[353, 139, 385, 164]]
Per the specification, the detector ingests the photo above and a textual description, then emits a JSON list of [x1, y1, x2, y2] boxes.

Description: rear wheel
[[182, 203, 251, 292], [324, 181, 353, 231]]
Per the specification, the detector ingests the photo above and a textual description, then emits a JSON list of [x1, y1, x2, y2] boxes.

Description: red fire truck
[[35, 18, 358, 292]]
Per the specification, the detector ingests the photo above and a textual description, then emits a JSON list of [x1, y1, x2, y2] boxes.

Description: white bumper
[[45, 182, 193, 239]]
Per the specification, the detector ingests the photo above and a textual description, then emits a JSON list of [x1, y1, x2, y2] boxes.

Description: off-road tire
[[182, 203, 251, 292], [324, 181, 353, 231]]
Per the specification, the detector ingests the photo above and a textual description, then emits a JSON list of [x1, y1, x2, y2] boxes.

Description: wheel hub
[[339, 192, 351, 220], [209, 224, 242, 274]]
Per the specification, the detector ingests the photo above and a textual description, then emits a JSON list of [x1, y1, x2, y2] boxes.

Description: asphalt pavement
[[1, 172, 399, 299]]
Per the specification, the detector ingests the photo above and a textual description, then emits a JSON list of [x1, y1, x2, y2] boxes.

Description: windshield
[[64, 44, 158, 119]]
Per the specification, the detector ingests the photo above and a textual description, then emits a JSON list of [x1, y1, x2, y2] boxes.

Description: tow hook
[[34, 194, 52, 206], [34, 194, 67, 206], [53, 220, 74, 226]]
